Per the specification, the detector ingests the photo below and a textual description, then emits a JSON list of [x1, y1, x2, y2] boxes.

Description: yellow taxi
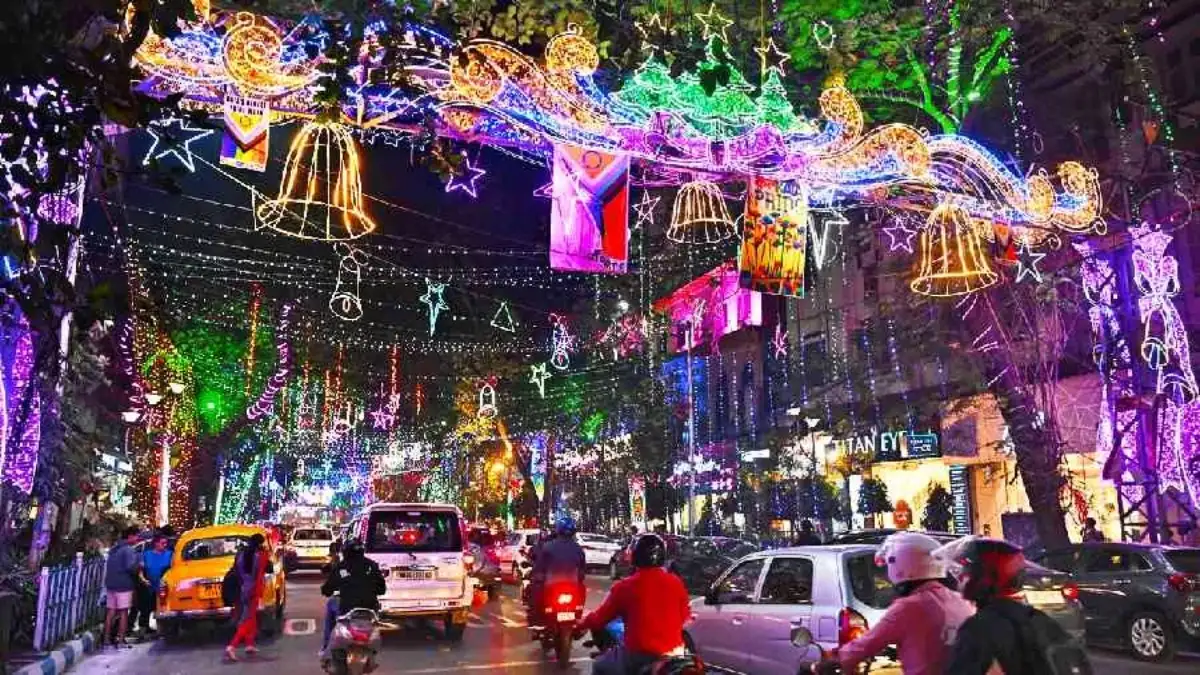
[[155, 524, 286, 638]]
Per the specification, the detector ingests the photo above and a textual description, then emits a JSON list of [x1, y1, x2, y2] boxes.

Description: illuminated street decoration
[[246, 304, 292, 420], [530, 363, 550, 398], [813, 21, 836, 50], [654, 262, 762, 355], [491, 301, 516, 333], [418, 278, 450, 336], [478, 383, 498, 419], [1013, 239, 1047, 284], [632, 191, 659, 230], [911, 202, 999, 297], [696, 4, 734, 43], [256, 121, 376, 241], [142, 119, 214, 172], [369, 406, 395, 431], [668, 180, 735, 244], [549, 314, 575, 370], [329, 247, 367, 321], [808, 208, 845, 270], [772, 325, 788, 360], [445, 155, 486, 197], [882, 216, 919, 254], [0, 316, 39, 494]]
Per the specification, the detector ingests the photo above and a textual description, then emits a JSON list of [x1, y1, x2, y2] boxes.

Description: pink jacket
[[838, 581, 975, 675]]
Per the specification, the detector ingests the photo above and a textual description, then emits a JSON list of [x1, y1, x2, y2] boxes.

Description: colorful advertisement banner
[[739, 176, 807, 296], [629, 476, 646, 527], [549, 144, 630, 273], [220, 94, 270, 172], [529, 433, 548, 502]]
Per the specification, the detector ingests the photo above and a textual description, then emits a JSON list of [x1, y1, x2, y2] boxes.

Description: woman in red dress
[[225, 533, 270, 661]]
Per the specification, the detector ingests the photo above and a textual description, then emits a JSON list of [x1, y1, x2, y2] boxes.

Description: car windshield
[[293, 529, 332, 541], [1165, 549, 1200, 573], [367, 510, 462, 553], [846, 552, 895, 610], [580, 534, 614, 544], [181, 535, 249, 561]]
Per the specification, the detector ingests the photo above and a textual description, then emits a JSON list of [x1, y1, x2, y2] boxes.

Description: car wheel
[[1127, 611, 1175, 661], [445, 618, 466, 642]]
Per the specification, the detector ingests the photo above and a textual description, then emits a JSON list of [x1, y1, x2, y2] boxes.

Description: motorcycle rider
[[815, 532, 974, 675], [319, 538, 386, 660], [576, 534, 692, 675], [941, 537, 1092, 674], [528, 516, 586, 628]]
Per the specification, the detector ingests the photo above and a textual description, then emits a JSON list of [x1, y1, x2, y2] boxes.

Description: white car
[[577, 533, 623, 569], [498, 528, 541, 581], [286, 526, 334, 571], [346, 503, 475, 641]]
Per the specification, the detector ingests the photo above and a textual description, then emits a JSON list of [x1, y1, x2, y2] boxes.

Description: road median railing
[[32, 553, 106, 653]]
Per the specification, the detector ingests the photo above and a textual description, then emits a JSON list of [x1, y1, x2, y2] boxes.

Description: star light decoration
[[633, 191, 660, 231], [771, 324, 788, 359], [755, 38, 792, 76], [445, 156, 486, 197], [530, 363, 551, 398], [419, 278, 450, 335], [370, 406, 396, 430], [143, 119, 214, 172], [1014, 239, 1047, 283], [882, 217, 919, 254], [696, 3, 734, 43], [635, 12, 670, 54]]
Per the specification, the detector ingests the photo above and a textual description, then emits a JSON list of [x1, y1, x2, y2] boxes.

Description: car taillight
[[464, 553, 476, 571], [1061, 583, 1079, 602], [1168, 572, 1197, 593], [838, 608, 868, 645]]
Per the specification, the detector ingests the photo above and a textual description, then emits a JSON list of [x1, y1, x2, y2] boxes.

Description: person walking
[[137, 534, 172, 637], [102, 527, 141, 648], [225, 533, 272, 661], [1081, 517, 1105, 542]]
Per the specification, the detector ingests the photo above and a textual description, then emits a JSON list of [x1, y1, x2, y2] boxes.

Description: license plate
[[1025, 590, 1062, 605], [556, 612, 575, 621], [199, 584, 221, 601]]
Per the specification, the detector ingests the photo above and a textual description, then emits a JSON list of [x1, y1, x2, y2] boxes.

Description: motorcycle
[[525, 573, 586, 668], [323, 608, 382, 675], [467, 542, 503, 601], [583, 618, 705, 674]]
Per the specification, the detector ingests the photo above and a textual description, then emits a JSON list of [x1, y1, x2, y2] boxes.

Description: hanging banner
[[739, 177, 807, 296], [529, 433, 548, 502], [549, 144, 630, 273], [220, 93, 270, 172], [629, 476, 646, 529], [949, 465, 973, 535]]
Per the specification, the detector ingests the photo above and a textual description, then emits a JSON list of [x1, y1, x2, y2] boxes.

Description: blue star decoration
[[418, 278, 450, 335], [1014, 240, 1047, 284], [143, 119, 214, 172], [445, 156, 486, 197]]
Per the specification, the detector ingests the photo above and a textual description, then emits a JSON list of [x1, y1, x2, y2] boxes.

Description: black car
[[824, 528, 959, 546], [1028, 542, 1200, 661], [670, 538, 759, 594]]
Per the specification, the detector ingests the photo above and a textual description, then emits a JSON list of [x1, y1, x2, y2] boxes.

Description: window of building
[[759, 557, 815, 604]]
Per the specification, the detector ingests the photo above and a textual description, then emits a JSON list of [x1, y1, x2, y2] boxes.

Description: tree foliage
[[922, 482, 954, 532]]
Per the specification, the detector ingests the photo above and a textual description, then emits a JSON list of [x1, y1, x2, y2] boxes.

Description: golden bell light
[[910, 201, 999, 297], [255, 120, 377, 241], [667, 179, 736, 244]]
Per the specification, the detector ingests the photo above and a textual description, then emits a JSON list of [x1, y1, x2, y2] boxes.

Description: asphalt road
[[72, 571, 1198, 675]]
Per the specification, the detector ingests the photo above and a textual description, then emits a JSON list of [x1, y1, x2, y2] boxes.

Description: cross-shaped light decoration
[[696, 3, 734, 43], [143, 119, 214, 172], [419, 278, 450, 335], [445, 156, 486, 197], [772, 324, 788, 359], [530, 363, 551, 398], [1014, 239, 1047, 284], [633, 191, 660, 231]]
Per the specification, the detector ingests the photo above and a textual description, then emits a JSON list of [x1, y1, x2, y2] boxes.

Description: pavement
[[68, 571, 1198, 675]]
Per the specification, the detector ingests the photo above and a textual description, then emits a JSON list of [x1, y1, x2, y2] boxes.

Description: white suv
[[286, 527, 334, 571], [347, 503, 474, 641]]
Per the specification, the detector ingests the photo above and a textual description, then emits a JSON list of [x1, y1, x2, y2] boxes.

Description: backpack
[[998, 604, 1092, 675], [221, 554, 242, 607]]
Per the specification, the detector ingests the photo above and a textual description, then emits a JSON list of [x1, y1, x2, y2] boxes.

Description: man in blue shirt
[[103, 527, 140, 647], [138, 534, 172, 636]]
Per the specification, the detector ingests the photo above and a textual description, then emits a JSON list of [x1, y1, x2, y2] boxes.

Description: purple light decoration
[[445, 156, 486, 197], [246, 304, 292, 421], [771, 324, 788, 359], [653, 263, 763, 355], [882, 217, 918, 253], [369, 407, 395, 430], [2, 315, 40, 494]]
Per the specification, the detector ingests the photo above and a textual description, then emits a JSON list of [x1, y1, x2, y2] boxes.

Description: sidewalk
[[8, 630, 97, 675]]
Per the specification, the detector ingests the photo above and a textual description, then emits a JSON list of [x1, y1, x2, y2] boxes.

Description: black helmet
[[343, 537, 366, 559], [631, 534, 668, 568], [953, 537, 1025, 605]]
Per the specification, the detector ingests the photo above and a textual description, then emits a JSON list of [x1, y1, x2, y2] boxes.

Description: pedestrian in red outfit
[[225, 533, 271, 661]]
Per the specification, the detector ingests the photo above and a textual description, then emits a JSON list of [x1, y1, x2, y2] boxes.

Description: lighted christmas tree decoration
[[1013, 239, 1047, 284], [530, 363, 551, 398], [668, 180, 735, 244], [255, 120, 376, 241], [478, 383, 498, 419], [329, 247, 367, 321], [633, 191, 660, 230], [445, 155, 486, 197], [772, 324, 788, 359], [142, 119, 215, 172], [910, 202, 999, 297], [490, 301, 517, 332], [419, 278, 450, 336]]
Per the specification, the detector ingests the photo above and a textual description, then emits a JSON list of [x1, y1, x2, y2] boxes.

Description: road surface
[[72, 572, 1197, 674]]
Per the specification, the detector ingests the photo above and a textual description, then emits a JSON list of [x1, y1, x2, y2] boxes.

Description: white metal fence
[[33, 553, 107, 652]]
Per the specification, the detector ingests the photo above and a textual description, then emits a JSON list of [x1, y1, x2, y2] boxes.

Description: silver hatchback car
[[685, 544, 1084, 675]]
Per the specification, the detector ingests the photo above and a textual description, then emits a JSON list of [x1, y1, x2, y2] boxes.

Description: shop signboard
[[949, 465, 972, 535], [831, 428, 940, 463]]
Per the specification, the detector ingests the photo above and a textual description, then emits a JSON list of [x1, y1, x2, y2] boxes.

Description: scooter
[[583, 619, 705, 674], [793, 626, 885, 675], [323, 608, 382, 675]]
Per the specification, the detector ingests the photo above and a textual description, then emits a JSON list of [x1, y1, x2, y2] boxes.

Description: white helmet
[[876, 532, 947, 584]]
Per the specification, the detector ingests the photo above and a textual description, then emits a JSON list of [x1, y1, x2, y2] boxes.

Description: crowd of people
[[100, 525, 175, 648]]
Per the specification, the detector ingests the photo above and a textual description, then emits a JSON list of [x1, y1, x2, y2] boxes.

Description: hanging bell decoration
[[255, 120, 376, 241], [910, 201, 999, 297], [667, 179, 736, 244]]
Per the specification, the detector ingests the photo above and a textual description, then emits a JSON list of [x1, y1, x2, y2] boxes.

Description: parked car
[[1027, 542, 1200, 661], [577, 533, 623, 570], [155, 524, 287, 640], [672, 537, 759, 594], [686, 544, 1084, 675], [497, 528, 541, 582], [825, 529, 959, 546], [609, 534, 691, 580], [284, 526, 335, 572]]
